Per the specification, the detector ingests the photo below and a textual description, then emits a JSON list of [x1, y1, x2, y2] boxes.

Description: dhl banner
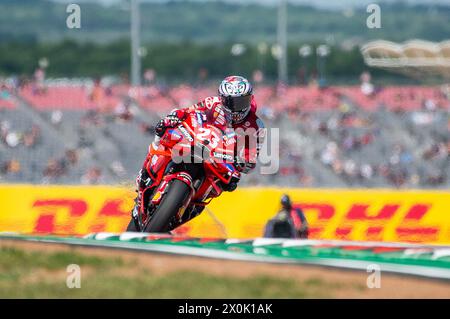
[[0, 185, 449, 244]]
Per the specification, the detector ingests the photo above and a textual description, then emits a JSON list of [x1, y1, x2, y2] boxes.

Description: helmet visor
[[222, 94, 252, 112]]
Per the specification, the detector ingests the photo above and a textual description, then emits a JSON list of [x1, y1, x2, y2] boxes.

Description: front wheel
[[126, 218, 139, 232], [143, 179, 191, 233]]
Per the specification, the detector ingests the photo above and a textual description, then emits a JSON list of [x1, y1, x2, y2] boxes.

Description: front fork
[[149, 172, 195, 228], [132, 152, 206, 231]]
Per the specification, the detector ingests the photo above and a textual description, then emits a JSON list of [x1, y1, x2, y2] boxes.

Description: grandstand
[[1, 79, 448, 189], [362, 40, 450, 79]]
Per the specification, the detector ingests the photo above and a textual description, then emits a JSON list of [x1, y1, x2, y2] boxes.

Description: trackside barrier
[[1, 232, 449, 280], [0, 185, 449, 244]]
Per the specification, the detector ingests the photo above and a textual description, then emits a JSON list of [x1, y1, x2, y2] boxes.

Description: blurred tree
[[0, 40, 411, 84]]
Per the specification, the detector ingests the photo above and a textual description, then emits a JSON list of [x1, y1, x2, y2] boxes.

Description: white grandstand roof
[[361, 39, 450, 79]]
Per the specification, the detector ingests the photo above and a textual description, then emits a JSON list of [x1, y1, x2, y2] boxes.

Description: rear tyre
[[143, 179, 190, 233]]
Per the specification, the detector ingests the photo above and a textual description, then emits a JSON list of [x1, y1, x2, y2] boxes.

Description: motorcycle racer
[[130, 75, 265, 229]]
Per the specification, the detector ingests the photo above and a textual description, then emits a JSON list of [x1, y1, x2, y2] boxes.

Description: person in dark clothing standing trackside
[[263, 194, 309, 239]]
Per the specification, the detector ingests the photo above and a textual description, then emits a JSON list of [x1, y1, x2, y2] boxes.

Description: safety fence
[[0, 185, 449, 244], [1, 232, 449, 280]]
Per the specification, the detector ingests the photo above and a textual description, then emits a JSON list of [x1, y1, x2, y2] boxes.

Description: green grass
[[0, 246, 124, 271], [0, 246, 356, 298]]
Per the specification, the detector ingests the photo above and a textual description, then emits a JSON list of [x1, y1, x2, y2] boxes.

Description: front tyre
[[143, 179, 190, 233], [126, 218, 139, 232]]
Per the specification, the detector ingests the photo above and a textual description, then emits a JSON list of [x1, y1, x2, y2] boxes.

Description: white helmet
[[218, 75, 253, 124]]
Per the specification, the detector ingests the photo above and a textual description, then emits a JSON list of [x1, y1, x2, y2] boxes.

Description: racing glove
[[221, 174, 240, 192], [234, 154, 257, 174], [155, 114, 182, 137], [234, 148, 257, 174], [235, 161, 256, 174]]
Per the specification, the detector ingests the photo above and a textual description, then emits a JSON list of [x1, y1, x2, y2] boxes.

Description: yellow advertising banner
[[0, 185, 134, 235], [186, 188, 450, 244], [0, 185, 449, 244]]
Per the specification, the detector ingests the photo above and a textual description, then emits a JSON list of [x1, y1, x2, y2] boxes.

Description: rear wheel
[[143, 179, 190, 233]]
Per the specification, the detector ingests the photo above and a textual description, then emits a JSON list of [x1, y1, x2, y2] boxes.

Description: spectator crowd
[[0, 75, 448, 189]]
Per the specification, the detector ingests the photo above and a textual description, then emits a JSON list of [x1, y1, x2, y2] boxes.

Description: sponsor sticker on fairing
[[196, 112, 203, 126], [178, 126, 194, 142], [213, 152, 234, 162], [190, 114, 197, 128], [169, 129, 182, 140], [226, 130, 236, 139]]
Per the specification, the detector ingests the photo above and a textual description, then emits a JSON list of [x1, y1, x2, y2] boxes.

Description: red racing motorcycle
[[127, 110, 240, 233]]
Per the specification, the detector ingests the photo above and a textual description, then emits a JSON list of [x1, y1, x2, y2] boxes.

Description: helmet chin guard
[[229, 106, 251, 124]]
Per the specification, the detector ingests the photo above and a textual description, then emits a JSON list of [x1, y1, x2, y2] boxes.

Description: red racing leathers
[[131, 95, 265, 219], [161, 95, 265, 170]]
